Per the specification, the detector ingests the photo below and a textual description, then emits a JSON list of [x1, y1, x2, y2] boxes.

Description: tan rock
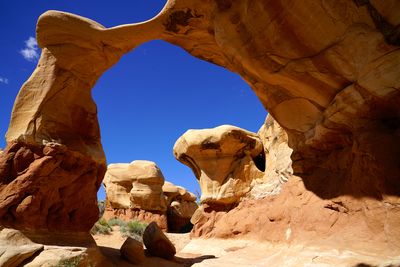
[[162, 181, 198, 232], [0, 228, 111, 267], [0, 244, 43, 267], [104, 160, 167, 212], [174, 125, 264, 205], [120, 237, 145, 265], [143, 222, 176, 259], [250, 114, 293, 198]]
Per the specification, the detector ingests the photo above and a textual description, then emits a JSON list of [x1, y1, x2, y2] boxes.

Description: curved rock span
[[0, 0, 398, 259]]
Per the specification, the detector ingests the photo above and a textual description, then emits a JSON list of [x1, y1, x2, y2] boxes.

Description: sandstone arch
[[0, 2, 398, 257]]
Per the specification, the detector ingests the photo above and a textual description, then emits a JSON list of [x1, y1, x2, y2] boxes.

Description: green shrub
[[56, 256, 81, 267], [127, 220, 147, 236], [108, 218, 127, 227], [120, 220, 147, 241], [90, 218, 112, 235]]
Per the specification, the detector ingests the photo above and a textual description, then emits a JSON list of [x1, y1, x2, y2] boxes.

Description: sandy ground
[[93, 227, 400, 267]]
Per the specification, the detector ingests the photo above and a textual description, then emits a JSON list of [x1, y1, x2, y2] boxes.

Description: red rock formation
[[103, 208, 168, 232], [0, 142, 104, 232], [0, 1, 398, 260]]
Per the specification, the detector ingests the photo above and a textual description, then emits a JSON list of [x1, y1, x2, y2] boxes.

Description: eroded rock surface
[[103, 161, 197, 232], [250, 114, 293, 199], [0, 0, 398, 260], [103, 160, 168, 230], [163, 181, 198, 233], [0, 142, 103, 232], [174, 125, 264, 206], [104, 160, 167, 212]]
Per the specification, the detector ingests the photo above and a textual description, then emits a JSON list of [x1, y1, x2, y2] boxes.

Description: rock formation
[[188, 115, 295, 236], [174, 125, 264, 206], [0, 0, 398, 263], [103, 161, 197, 232], [163, 181, 198, 233], [249, 115, 293, 199], [103, 160, 168, 230]]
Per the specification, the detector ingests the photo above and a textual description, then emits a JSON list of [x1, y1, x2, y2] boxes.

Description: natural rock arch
[[0, 1, 399, 252]]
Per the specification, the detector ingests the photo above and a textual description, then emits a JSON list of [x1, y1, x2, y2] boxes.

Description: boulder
[[174, 125, 264, 205], [0, 244, 43, 267], [0, 228, 111, 267], [143, 222, 176, 259], [120, 237, 145, 265]]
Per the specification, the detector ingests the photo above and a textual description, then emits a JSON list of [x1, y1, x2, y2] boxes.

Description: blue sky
[[0, 1, 267, 200]]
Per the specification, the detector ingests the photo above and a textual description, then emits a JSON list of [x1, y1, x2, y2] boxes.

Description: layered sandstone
[[174, 125, 264, 206], [103, 161, 197, 232], [0, 0, 398, 261], [103, 160, 168, 230]]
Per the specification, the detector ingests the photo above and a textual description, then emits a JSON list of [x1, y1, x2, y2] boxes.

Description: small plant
[[127, 220, 147, 236], [90, 218, 112, 235], [120, 220, 147, 241], [108, 217, 127, 227], [56, 256, 81, 267]]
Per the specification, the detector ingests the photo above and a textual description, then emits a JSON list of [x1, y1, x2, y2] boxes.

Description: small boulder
[[143, 222, 176, 259], [120, 237, 145, 265]]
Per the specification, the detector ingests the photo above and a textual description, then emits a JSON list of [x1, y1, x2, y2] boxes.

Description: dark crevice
[[353, 0, 400, 46], [252, 150, 266, 172]]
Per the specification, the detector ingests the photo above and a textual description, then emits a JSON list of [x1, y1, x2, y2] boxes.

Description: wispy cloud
[[20, 37, 39, 62], [0, 76, 9, 84]]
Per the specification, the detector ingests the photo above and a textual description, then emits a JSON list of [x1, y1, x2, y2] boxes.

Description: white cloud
[[0, 77, 9, 84], [20, 37, 39, 62]]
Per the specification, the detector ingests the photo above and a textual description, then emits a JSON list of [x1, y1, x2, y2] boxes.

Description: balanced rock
[[163, 181, 198, 232], [120, 237, 145, 265], [174, 125, 264, 206], [143, 222, 176, 259]]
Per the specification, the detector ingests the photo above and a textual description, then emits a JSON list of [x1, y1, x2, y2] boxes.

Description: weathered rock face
[[0, 0, 398, 257], [174, 125, 264, 206], [250, 114, 293, 199], [103, 160, 168, 230], [0, 142, 104, 232], [163, 181, 198, 232], [191, 116, 294, 236], [103, 163, 197, 232], [104, 160, 167, 212]]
